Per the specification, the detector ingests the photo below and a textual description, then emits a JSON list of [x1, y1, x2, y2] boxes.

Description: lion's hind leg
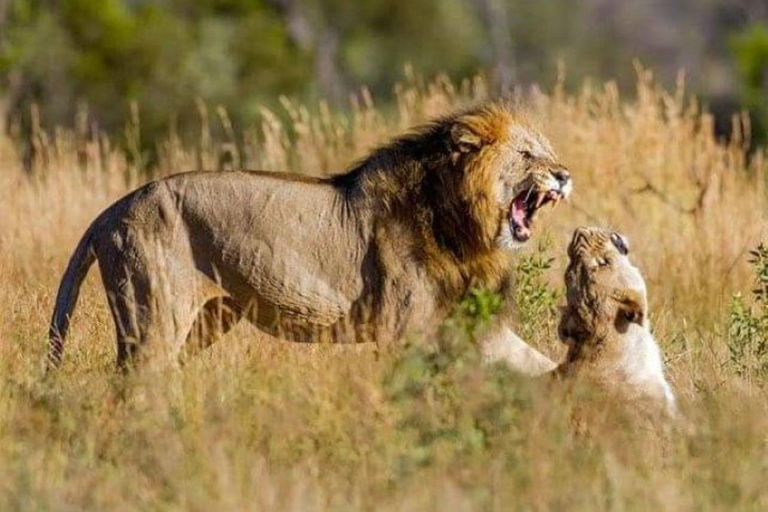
[[100, 260, 202, 371], [180, 296, 243, 362]]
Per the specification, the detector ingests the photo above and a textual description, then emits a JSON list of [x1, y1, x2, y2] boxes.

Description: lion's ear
[[612, 289, 646, 328], [450, 122, 484, 153]]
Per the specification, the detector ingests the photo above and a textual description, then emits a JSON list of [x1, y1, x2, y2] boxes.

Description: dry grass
[[1, 69, 767, 510]]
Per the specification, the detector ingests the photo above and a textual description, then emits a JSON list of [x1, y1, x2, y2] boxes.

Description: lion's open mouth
[[509, 187, 564, 243]]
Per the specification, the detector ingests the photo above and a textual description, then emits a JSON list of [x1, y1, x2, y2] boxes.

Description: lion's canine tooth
[[535, 192, 546, 209]]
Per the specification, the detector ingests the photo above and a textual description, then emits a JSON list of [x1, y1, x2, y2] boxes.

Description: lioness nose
[[572, 226, 590, 242]]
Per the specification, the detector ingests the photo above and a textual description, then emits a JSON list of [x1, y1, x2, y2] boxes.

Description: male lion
[[557, 227, 677, 416], [48, 104, 571, 369]]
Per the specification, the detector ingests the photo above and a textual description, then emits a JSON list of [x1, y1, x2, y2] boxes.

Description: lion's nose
[[552, 168, 570, 186]]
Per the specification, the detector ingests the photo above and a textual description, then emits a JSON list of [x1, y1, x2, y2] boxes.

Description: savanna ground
[[1, 69, 767, 510]]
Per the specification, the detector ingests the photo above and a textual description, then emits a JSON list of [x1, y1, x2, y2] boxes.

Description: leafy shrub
[[728, 244, 768, 380], [381, 242, 562, 477], [512, 236, 561, 342], [730, 24, 768, 144], [383, 286, 536, 477], [449, 287, 503, 340]]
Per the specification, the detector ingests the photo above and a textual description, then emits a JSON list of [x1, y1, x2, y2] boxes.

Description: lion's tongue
[[511, 196, 531, 240]]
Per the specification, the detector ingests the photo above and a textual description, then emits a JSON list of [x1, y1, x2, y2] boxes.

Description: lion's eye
[[595, 257, 609, 268], [518, 150, 533, 160]]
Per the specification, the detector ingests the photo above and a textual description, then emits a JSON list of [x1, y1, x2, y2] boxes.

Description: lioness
[[49, 104, 571, 368], [557, 227, 677, 416]]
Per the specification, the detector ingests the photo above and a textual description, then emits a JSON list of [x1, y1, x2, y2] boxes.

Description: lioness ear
[[450, 122, 483, 153], [612, 289, 646, 327]]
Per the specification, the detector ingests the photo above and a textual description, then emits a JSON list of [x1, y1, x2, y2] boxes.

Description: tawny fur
[[556, 227, 677, 416], [48, 103, 571, 369]]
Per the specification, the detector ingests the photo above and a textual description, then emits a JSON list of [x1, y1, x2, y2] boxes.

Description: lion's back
[[92, 170, 371, 328]]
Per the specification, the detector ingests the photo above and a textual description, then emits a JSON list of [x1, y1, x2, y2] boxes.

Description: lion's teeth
[[535, 192, 546, 208]]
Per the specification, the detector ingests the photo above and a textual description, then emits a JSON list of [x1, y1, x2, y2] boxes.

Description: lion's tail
[[48, 224, 97, 369]]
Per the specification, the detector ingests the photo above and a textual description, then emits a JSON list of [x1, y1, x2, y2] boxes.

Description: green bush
[[512, 236, 560, 342], [382, 240, 560, 478], [383, 319, 535, 478], [731, 24, 768, 145], [728, 243, 768, 380]]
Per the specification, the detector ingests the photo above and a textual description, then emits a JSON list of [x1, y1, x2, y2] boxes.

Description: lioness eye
[[595, 257, 609, 267], [518, 150, 533, 160]]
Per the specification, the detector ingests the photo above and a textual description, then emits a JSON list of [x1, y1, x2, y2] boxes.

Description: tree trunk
[[466, 0, 514, 91], [266, 0, 346, 105]]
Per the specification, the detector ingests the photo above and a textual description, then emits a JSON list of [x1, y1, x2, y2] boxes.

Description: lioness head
[[559, 227, 648, 353], [556, 227, 680, 419], [447, 107, 572, 250]]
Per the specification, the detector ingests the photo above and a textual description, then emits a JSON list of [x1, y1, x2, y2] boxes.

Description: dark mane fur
[[329, 114, 455, 195], [328, 104, 515, 297]]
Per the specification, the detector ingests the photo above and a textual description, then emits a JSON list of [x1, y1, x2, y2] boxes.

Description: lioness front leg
[[479, 322, 557, 376]]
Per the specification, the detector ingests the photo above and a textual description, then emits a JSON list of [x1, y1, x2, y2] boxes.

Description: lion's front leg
[[479, 322, 558, 376]]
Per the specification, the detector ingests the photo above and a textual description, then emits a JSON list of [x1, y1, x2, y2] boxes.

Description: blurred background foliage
[[0, 0, 766, 157]]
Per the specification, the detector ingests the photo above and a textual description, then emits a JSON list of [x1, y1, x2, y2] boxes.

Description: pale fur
[[482, 324, 558, 375], [557, 227, 677, 417]]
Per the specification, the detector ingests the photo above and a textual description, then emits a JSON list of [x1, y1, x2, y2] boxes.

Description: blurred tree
[[265, 0, 346, 105], [0, 0, 311, 146], [0, 0, 765, 158], [338, 0, 483, 95], [464, 0, 514, 90], [731, 23, 768, 144]]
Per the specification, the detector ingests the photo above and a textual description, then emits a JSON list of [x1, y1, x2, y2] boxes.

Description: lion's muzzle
[[508, 168, 571, 243]]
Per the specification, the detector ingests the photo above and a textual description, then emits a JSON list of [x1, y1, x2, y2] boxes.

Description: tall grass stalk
[[0, 69, 766, 510]]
